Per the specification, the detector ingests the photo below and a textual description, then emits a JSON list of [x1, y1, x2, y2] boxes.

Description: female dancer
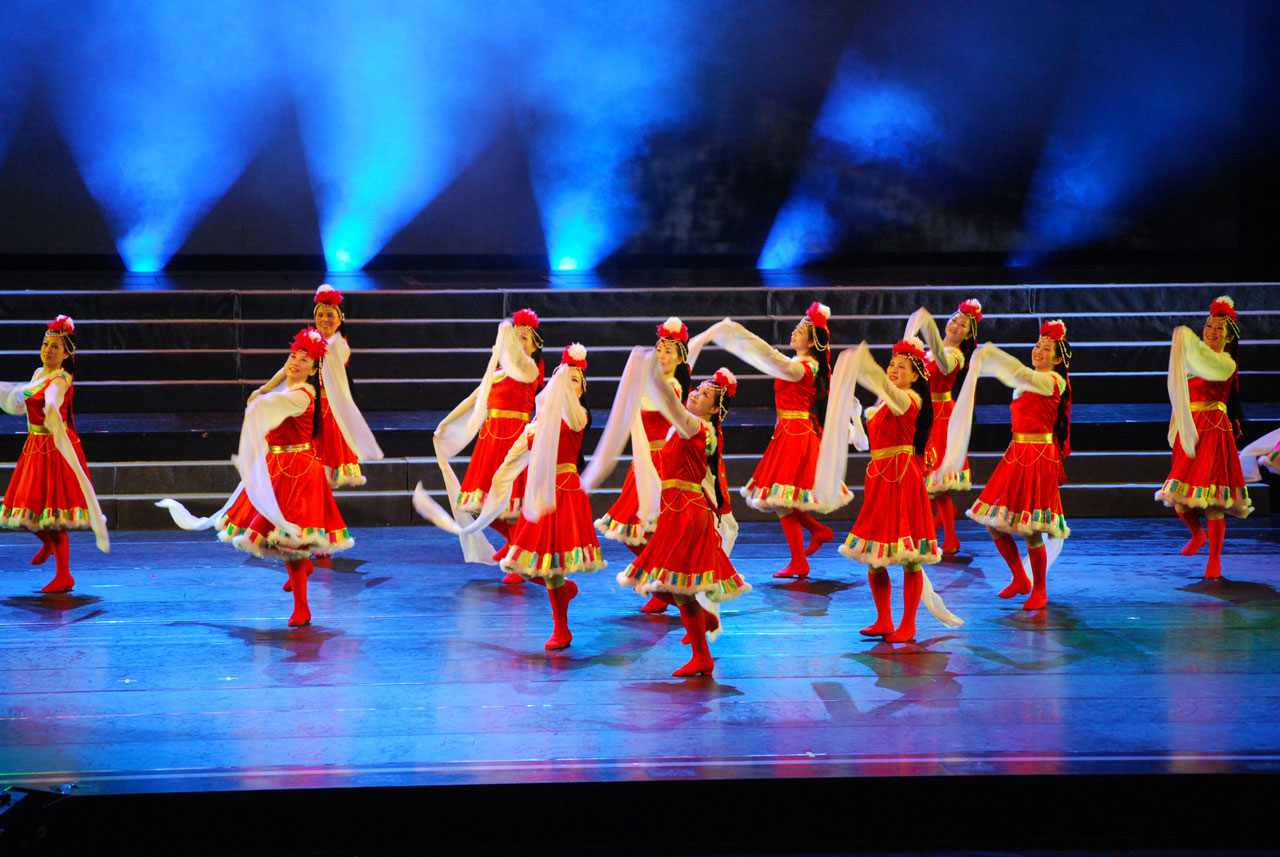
[[1156, 296, 1252, 577], [815, 339, 961, 642], [616, 362, 750, 676], [434, 309, 544, 576], [907, 300, 982, 555], [595, 317, 691, 613], [706, 303, 852, 578], [0, 316, 110, 591], [939, 320, 1073, 610], [159, 329, 351, 626], [251, 284, 382, 488]]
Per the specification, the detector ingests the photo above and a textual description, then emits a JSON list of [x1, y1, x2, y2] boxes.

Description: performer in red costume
[[1156, 296, 1252, 578], [415, 345, 605, 650], [1, 316, 110, 591], [159, 329, 352, 626], [939, 320, 1073, 610], [703, 304, 852, 579], [595, 317, 696, 614], [815, 339, 962, 643], [433, 309, 544, 578], [905, 300, 982, 555], [615, 364, 750, 676], [252, 284, 383, 489]]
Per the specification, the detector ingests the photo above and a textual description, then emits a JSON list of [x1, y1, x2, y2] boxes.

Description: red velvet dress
[[458, 369, 538, 521], [840, 395, 941, 568], [499, 422, 606, 578], [0, 372, 93, 531], [967, 376, 1070, 538], [316, 347, 363, 487], [596, 408, 673, 545], [217, 389, 353, 560], [619, 423, 750, 601], [742, 360, 851, 512], [1156, 376, 1252, 517], [924, 349, 971, 494]]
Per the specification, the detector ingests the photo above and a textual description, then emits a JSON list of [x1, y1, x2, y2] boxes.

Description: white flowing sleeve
[[1239, 427, 1280, 483], [0, 380, 26, 415], [41, 380, 109, 553], [497, 324, 539, 384], [903, 308, 959, 376], [856, 357, 914, 416], [414, 429, 533, 545], [1167, 325, 1236, 457], [320, 334, 383, 462], [235, 387, 310, 538], [814, 344, 872, 510], [523, 366, 577, 522], [644, 355, 703, 440], [686, 319, 728, 370], [710, 320, 806, 382], [979, 345, 1060, 396], [580, 347, 662, 530], [938, 345, 987, 477]]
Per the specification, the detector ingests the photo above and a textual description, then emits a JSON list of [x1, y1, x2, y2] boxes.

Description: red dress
[[840, 395, 941, 567], [458, 369, 537, 521], [217, 389, 353, 560], [742, 360, 851, 512], [1156, 376, 1252, 517], [619, 423, 750, 601], [967, 376, 1070, 538], [596, 404, 675, 546], [0, 372, 93, 531], [499, 422, 606, 578], [924, 348, 971, 494], [316, 348, 364, 487]]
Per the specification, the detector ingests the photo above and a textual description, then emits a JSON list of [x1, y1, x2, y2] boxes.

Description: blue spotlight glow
[[46, 0, 279, 272], [556, 257, 579, 271], [759, 50, 941, 269], [513, 0, 702, 270], [277, 3, 503, 272]]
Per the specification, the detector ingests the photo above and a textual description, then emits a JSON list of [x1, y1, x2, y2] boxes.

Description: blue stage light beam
[[45, 0, 280, 272], [277, 2, 505, 272], [759, 50, 941, 269], [1012, 0, 1244, 265], [510, 0, 704, 271]]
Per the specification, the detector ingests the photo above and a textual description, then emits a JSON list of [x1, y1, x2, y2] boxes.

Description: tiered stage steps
[[1, 273, 1276, 528]]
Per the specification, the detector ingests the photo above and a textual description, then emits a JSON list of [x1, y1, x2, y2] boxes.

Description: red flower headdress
[[290, 327, 328, 361], [708, 367, 737, 420], [1209, 295, 1239, 340], [46, 315, 76, 354], [957, 299, 983, 322], [314, 283, 343, 307], [892, 337, 929, 379], [512, 308, 543, 349], [805, 301, 830, 330], [1038, 319, 1071, 368], [560, 342, 587, 369], [657, 316, 689, 343]]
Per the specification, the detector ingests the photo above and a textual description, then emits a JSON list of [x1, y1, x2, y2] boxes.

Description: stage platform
[[2, 518, 1279, 854]]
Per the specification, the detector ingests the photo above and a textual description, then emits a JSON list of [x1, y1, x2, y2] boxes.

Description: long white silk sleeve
[[237, 387, 311, 538], [686, 319, 727, 370], [903, 308, 959, 376], [581, 348, 662, 523], [523, 365, 580, 522], [41, 380, 109, 553], [1238, 427, 1280, 482], [938, 346, 988, 477], [320, 334, 383, 462], [710, 320, 806, 382], [414, 430, 533, 543], [978, 345, 1062, 396], [497, 325, 539, 384], [0, 378, 27, 415], [1167, 325, 1237, 457], [814, 344, 869, 510]]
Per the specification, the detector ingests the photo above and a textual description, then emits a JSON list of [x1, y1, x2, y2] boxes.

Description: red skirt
[[618, 485, 749, 602], [1156, 409, 1252, 517], [841, 450, 941, 568], [924, 400, 971, 494], [217, 447, 353, 560], [499, 471, 605, 577], [458, 416, 527, 521], [741, 417, 851, 513], [967, 439, 1069, 538], [318, 397, 365, 488], [0, 431, 92, 531], [595, 463, 651, 545]]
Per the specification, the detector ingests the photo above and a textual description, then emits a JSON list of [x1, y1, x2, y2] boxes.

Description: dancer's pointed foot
[[941, 538, 961, 556], [860, 619, 895, 637], [672, 654, 714, 676], [639, 595, 669, 614], [30, 540, 53, 566], [997, 574, 1032, 599], [288, 607, 311, 627], [544, 580, 577, 649], [501, 571, 525, 585], [1022, 591, 1048, 610], [40, 573, 74, 593], [804, 524, 834, 557], [1181, 530, 1207, 556], [772, 560, 810, 579], [883, 623, 915, 643], [544, 627, 572, 649], [1204, 558, 1222, 579]]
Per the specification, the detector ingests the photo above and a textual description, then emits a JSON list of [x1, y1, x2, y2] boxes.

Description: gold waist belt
[[488, 409, 532, 421], [870, 444, 914, 460], [661, 479, 703, 493], [1190, 401, 1227, 413], [931, 392, 953, 403], [1011, 432, 1054, 444], [648, 439, 666, 451], [27, 423, 51, 435], [556, 463, 578, 475], [777, 409, 810, 421], [268, 442, 313, 454]]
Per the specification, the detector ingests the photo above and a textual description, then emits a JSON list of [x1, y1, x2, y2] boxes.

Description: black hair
[[809, 324, 831, 425], [909, 372, 934, 457], [1052, 339, 1072, 453], [307, 362, 323, 439], [950, 317, 979, 395], [708, 384, 735, 513], [1224, 333, 1245, 436], [575, 375, 593, 473]]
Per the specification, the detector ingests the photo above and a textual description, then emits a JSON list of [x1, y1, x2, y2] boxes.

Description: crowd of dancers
[[2, 286, 1273, 677]]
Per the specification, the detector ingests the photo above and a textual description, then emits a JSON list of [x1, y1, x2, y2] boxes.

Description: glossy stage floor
[[3, 516, 1279, 854]]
